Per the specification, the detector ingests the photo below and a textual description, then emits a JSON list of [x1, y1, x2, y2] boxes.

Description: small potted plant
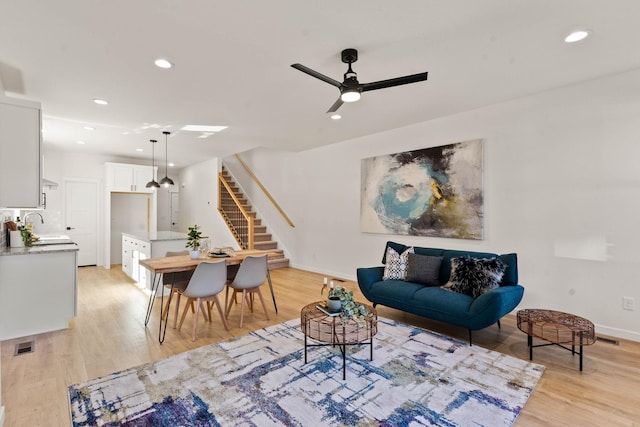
[[322, 279, 373, 325], [185, 224, 202, 259]]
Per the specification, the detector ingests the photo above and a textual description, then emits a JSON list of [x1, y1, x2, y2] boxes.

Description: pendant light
[[145, 139, 160, 188], [159, 131, 174, 187]]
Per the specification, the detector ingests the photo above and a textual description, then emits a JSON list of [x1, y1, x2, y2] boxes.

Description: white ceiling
[[1, 1, 639, 168]]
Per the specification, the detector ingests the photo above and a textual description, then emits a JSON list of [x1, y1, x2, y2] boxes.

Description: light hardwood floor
[[1, 266, 639, 426]]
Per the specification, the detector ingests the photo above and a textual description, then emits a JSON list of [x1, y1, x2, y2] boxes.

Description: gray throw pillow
[[406, 253, 443, 286]]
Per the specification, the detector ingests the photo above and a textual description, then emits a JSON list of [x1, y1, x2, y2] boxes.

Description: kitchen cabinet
[[0, 247, 78, 341], [122, 234, 151, 288], [121, 231, 189, 291], [105, 162, 156, 193], [0, 95, 41, 208]]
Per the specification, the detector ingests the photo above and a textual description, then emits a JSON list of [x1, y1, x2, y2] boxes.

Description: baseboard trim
[[288, 263, 356, 283], [594, 325, 640, 343]]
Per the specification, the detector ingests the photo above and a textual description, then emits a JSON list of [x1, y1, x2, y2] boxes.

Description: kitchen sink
[[32, 235, 75, 246], [37, 234, 70, 240]]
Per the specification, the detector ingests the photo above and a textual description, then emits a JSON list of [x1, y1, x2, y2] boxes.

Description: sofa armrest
[[356, 267, 384, 300], [467, 285, 525, 329]]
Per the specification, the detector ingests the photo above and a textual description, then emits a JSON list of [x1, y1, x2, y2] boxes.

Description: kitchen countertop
[[0, 243, 79, 256], [122, 231, 190, 242]]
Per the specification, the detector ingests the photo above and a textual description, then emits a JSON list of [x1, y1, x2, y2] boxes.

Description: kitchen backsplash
[[1, 209, 65, 248]]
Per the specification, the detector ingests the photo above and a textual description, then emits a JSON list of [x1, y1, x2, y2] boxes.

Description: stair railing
[[218, 173, 254, 249], [235, 154, 295, 228]]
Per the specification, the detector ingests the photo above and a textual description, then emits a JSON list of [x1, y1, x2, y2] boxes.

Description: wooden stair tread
[[219, 167, 288, 269]]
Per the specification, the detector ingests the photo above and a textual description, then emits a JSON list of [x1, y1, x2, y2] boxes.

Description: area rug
[[68, 318, 544, 426]]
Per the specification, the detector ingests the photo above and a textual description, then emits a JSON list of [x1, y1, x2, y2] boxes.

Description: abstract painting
[[361, 139, 483, 239]]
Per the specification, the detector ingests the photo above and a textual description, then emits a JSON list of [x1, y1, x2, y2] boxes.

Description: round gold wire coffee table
[[517, 309, 596, 371], [300, 301, 377, 380]]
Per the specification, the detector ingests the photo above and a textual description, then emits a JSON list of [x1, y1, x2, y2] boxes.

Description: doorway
[[64, 179, 99, 266], [171, 192, 180, 231]]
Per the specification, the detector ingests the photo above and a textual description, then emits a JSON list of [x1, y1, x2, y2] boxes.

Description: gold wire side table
[[300, 301, 377, 380], [517, 309, 596, 371]]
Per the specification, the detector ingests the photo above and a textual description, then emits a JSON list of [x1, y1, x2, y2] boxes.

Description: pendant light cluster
[[145, 131, 174, 189], [145, 139, 160, 188], [159, 131, 174, 187]]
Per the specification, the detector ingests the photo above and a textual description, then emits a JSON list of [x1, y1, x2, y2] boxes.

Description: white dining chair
[[177, 260, 230, 341], [160, 250, 196, 328], [225, 254, 270, 328]]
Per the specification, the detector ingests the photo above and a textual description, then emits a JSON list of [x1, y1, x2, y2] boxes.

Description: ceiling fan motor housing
[[341, 48, 358, 64]]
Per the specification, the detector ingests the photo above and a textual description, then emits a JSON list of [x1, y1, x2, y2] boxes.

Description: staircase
[[219, 167, 290, 270]]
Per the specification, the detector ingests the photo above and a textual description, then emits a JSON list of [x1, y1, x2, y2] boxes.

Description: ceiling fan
[[291, 48, 428, 113]]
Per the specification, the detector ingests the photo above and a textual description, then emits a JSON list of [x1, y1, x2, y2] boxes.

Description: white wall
[[178, 157, 237, 249], [231, 68, 640, 342], [110, 193, 154, 263]]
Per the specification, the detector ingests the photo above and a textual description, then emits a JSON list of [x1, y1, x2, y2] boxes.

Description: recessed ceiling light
[[565, 30, 590, 43], [83, 126, 95, 131], [93, 99, 109, 105], [136, 148, 143, 152], [181, 125, 228, 132], [154, 58, 173, 69], [76, 141, 86, 145], [168, 162, 175, 167], [330, 114, 342, 120]]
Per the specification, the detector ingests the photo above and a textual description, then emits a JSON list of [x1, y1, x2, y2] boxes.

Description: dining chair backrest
[[231, 255, 268, 290], [183, 261, 227, 298], [163, 250, 192, 285]]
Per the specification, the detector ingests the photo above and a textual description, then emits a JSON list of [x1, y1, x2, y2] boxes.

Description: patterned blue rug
[[68, 318, 544, 426]]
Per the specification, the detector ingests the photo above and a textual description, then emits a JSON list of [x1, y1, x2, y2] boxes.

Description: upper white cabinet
[[105, 162, 156, 193], [0, 95, 41, 208]]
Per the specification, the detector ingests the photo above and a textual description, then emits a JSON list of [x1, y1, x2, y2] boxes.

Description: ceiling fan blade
[[361, 72, 428, 92], [291, 63, 342, 88], [326, 97, 344, 113]]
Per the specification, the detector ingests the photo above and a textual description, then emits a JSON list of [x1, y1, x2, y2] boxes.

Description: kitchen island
[[0, 242, 78, 341], [121, 231, 190, 291]]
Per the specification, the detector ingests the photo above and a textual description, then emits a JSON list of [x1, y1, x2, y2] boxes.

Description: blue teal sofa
[[356, 241, 524, 345]]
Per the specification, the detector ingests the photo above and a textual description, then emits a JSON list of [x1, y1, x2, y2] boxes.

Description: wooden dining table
[[139, 249, 280, 343]]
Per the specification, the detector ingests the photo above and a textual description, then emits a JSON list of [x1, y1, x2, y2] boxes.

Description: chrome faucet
[[23, 212, 44, 225]]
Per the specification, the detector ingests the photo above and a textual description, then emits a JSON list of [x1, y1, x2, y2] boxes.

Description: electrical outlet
[[623, 297, 635, 311]]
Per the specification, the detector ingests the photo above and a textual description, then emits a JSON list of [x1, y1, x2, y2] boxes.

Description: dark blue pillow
[[497, 253, 518, 285]]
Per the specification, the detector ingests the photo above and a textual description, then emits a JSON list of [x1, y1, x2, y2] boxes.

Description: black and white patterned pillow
[[382, 246, 415, 280], [442, 257, 506, 298]]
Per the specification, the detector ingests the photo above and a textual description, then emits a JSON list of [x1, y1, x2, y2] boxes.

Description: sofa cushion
[[406, 253, 443, 286], [412, 286, 475, 318], [497, 253, 518, 285], [371, 279, 424, 302], [382, 246, 414, 280], [442, 256, 506, 298], [381, 241, 444, 264]]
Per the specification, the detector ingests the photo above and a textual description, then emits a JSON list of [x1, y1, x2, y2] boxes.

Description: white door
[[171, 192, 180, 231], [65, 179, 99, 266]]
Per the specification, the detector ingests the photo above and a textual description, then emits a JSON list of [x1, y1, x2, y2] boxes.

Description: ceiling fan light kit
[[292, 48, 428, 113], [341, 89, 361, 103]]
